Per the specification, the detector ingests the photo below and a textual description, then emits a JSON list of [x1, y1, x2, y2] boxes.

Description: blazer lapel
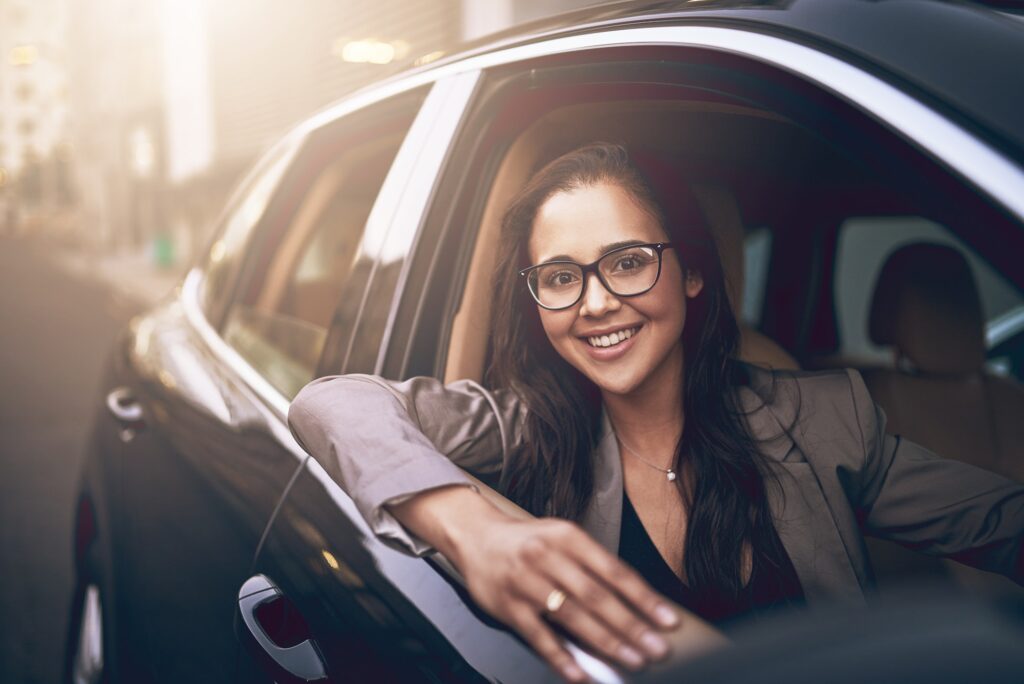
[[581, 412, 623, 555], [739, 380, 866, 605]]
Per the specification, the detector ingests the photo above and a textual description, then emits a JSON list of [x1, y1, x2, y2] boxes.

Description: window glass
[[834, 216, 1023, 366], [741, 227, 772, 327], [199, 138, 299, 318], [221, 88, 426, 398]]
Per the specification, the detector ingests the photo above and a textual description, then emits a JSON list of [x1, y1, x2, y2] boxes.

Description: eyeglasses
[[519, 242, 675, 311]]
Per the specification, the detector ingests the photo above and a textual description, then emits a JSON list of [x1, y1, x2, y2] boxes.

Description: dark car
[[65, 1, 1024, 682]]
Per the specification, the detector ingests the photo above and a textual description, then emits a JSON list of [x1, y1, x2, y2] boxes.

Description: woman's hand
[[390, 486, 680, 682]]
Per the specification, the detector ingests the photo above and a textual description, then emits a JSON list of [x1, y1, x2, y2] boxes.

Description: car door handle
[[238, 574, 327, 682], [106, 387, 143, 424]]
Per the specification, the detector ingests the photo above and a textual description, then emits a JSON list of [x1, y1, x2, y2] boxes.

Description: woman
[[289, 143, 1024, 682]]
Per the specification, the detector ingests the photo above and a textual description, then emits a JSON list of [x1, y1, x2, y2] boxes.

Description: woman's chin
[[588, 370, 645, 398]]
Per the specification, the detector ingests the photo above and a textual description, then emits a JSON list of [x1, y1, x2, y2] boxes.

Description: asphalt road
[[0, 236, 139, 684]]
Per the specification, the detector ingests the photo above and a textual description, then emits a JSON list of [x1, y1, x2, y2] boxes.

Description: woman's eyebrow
[[599, 239, 646, 254], [542, 239, 648, 264]]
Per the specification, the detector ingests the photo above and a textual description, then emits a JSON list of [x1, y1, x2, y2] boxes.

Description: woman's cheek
[[538, 310, 578, 362]]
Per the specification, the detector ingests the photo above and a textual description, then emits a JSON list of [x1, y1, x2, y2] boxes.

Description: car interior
[[437, 71, 1024, 600]]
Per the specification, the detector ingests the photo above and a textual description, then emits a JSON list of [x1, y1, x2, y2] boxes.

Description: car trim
[[408, 26, 1022, 220], [372, 70, 482, 374]]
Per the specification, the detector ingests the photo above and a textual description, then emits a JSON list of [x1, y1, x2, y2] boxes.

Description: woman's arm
[[288, 374, 696, 679], [288, 373, 522, 554], [845, 370, 1024, 584]]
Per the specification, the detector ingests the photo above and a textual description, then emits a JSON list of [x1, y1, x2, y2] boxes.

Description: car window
[[221, 87, 426, 399], [199, 137, 300, 321], [834, 216, 1024, 367], [741, 227, 772, 328]]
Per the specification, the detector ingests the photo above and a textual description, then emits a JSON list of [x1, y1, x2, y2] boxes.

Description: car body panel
[[112, 300, 303, 682]]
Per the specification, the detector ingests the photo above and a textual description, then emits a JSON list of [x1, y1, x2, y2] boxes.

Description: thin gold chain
[[616, 435, 677, 481]]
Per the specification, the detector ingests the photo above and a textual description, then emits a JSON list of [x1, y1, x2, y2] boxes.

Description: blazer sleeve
[[846, 369, 1024, 584], [288, 374, 526, 556]]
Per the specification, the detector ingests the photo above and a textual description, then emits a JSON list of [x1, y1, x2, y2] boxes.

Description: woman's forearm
[[386, 484, 510, 568]]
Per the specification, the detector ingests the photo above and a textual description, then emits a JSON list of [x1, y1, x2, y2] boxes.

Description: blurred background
[[0, 0, 608, 281], [0, 2, 605, 682]]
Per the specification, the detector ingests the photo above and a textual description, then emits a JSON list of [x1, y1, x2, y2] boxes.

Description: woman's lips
[[579, 325, 641, 361]]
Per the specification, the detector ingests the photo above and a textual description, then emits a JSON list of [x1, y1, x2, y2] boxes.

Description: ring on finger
[[544, 588, 567, 614]]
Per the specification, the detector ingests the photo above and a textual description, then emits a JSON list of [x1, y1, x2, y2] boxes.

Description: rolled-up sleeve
[[846, 369, 1024, 584], [288, 374, 525, 556]]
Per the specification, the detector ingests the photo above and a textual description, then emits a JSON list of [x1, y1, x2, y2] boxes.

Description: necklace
[[617, 436, 677, 482]]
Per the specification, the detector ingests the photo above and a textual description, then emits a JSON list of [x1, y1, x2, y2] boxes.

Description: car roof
[[380, 0, 1024, 165]]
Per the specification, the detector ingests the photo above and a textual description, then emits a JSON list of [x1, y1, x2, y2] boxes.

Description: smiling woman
[[288, 143, 1024, 682]]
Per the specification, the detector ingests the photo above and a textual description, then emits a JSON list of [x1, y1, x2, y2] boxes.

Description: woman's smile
[[578, 323, 643, 360]]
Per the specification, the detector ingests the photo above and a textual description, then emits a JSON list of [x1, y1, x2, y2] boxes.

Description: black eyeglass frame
[[518, 242, 676, 311]]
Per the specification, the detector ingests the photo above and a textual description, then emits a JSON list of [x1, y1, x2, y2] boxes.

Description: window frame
[[180, 73, 476, 419], [218, 85, 430, 398]]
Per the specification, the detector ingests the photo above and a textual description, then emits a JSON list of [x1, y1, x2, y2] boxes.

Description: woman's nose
[[578, 272, 621, 317]]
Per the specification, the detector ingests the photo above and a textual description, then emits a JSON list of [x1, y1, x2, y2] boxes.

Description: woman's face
[[527, 182, 703, 398]]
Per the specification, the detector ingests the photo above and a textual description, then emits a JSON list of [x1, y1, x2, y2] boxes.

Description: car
[[65, 1, 1024, 682]]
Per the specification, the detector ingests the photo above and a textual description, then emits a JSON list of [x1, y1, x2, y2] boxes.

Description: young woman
[[288, 143, 1024, 682]]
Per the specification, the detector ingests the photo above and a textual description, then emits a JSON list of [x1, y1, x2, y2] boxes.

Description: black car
[[65, 1, 1024, 682]]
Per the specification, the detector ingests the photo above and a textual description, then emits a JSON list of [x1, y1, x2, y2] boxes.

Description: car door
[[111, 83, 430, 683]]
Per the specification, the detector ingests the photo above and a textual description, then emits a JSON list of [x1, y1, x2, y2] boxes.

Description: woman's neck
[[602, 354, 685, 469]]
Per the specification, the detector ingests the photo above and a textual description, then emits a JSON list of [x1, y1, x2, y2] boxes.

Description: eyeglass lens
[[528, 245, 661, 309]]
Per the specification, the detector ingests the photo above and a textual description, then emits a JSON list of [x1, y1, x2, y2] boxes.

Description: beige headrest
[[691, 183, 744, 316], [869, 243, 985, 374]]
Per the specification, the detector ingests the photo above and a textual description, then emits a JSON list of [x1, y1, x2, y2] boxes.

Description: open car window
[[220, 87, 427, 399], [394, 42, 1024, 648]]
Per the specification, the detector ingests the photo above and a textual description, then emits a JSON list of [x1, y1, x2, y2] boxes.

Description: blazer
[[288, 365, 1024, 605]]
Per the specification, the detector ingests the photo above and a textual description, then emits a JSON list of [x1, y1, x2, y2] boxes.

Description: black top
[[618, 491, 805, 629]]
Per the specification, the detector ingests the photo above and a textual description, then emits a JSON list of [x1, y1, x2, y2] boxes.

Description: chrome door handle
[[238, 574, 327, 682], [106, 387, 143, 423], [106, 387, 144, 442]]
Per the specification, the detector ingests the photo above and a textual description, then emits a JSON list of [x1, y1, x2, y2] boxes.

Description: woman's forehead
[[528, 183, 665, 263]]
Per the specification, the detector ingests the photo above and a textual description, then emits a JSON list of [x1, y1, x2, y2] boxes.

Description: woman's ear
[[684, 269, 704, 299]]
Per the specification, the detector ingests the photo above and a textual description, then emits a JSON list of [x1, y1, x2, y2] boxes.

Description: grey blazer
[[288, 365, 1024, 605]]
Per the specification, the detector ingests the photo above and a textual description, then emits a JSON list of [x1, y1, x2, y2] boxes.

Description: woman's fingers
[[565, 529, 680, 629], [536, 549, 671, 662], [509, 605, 588, 683], [511, 570, 651, 670]]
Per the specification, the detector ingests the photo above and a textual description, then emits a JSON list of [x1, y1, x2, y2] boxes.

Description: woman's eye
[[612, 253, 652, 272], [545, 270, 579, 288], [616, 257, 639, 271]]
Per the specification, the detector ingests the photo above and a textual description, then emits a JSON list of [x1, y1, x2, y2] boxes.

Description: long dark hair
[[488, 142, 785, 600]]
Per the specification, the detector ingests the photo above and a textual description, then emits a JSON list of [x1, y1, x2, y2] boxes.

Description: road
[[0, 236, 140, 684]]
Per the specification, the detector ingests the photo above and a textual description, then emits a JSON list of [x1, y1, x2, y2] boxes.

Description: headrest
[[868, 242, 985, 374], [691, 183, 745, 318]]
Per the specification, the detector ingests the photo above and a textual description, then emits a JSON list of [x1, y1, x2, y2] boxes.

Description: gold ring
[[545, 588, 567, 614]]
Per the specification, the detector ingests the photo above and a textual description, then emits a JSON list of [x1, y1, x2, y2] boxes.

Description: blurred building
[[44, 0, 605, 259], [63, 0, 165, 249], [0, 0, 72, 215], [168, 0, 465, 264]]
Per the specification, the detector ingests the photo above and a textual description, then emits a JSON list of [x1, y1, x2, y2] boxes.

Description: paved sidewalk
[[50, 242, 186, 309]]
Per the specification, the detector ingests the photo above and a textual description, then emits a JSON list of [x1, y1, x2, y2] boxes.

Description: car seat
[[862, 242, 1024, 596], [691, 183, 798, 371]]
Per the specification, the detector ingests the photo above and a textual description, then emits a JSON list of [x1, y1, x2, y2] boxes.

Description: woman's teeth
[[587, 327, 638, 348]]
